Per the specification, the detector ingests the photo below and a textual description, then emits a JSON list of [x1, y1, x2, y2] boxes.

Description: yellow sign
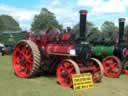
[[72, 73, 94, 91]]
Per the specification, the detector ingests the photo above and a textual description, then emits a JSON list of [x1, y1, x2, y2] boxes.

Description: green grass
[[1, 55, 128, 96], [0, 55, 76, 96]]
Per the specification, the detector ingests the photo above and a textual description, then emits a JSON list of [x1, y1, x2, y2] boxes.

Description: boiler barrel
[[92, 45, 114, 59]]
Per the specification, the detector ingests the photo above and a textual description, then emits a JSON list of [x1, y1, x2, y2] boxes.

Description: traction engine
[[93, 18, 128, 78], [12, 10, 103, 87]]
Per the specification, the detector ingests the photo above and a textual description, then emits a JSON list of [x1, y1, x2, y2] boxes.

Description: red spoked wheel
[[102, 56, 121, 78], [56, 59, 80, 87], [12, 40, 41, 78], [87, 58, 103, 83], [123, 61, 128, 75], [122, 48, 128, 58]]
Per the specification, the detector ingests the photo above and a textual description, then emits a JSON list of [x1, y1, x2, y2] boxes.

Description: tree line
[[0, 15, 20, 32], [0, 8, 128, 45]]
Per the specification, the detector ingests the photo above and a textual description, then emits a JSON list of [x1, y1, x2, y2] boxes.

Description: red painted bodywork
[[45, 44, 74, 54], [30, 29, 74, 55]]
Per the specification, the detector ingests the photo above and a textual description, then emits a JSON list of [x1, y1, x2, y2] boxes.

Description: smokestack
[[119, 18, 125, 44], [67, 27, 71, 32], [79, 10, 88, 41]]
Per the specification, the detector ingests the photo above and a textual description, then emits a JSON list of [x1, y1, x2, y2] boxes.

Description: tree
[[125, 25, 128, 33], [101, 21, 117, 36], [124, 25, 128, 42], [0, 18, 4, 32], [87, 27, 101, 43], [0, 15, 20, 31], [72, 21, 94, 34], [31, 8, 63, 32], [101, 21, 118, 44], [72, 21, 100, 42]]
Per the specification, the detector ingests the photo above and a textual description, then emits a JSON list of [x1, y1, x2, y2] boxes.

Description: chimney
[[119, 18, 125, 44], [67, 27, 71, 32], [79, 10, 88, 41]]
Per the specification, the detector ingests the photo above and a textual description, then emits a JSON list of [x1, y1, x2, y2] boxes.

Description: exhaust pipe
[[67, 27, 71, 32], [79, 10, 88, 41], [113, 18, 125, 59], [119, 18, 125, 44]]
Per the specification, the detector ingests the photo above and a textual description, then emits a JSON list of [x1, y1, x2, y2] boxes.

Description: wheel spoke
[[64, 77, 71, 84], [15, 57, 20, 64], [67, 67, 74, 73], [27, 59, 33, 64], [93, 71, 101, 79], [123, 61, 128, 75], [93, 66, 100, 72], [63, 62, 70, 69], [111, 67, 119, 73], [15, 48, 22, 55]]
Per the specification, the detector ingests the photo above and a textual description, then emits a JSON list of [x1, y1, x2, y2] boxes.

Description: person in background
[[0, 38, 7, 56]]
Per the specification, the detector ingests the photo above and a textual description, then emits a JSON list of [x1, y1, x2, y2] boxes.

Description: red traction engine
[[12, 10, 103, 87]]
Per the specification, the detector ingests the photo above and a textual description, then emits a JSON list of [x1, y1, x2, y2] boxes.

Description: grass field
[[0, 55, 128, 96]]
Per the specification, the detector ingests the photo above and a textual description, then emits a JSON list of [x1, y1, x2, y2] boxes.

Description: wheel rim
[[88, 58, 103, 83], [56, 59, 80, 87], [103, 56, 121, 78], [123, 61, 128, 75], [12, 41, 33, 78], [123, 48, 128, 58]]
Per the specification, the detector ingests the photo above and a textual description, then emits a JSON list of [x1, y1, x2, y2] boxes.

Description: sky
[[0, 0, 128, 31]]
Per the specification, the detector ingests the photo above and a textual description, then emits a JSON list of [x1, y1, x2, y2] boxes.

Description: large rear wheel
[[12, 40, 41, 78], [56, 59, 80, 87]]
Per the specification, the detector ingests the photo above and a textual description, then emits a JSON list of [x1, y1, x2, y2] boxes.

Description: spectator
[[0, 38, 6, 56]]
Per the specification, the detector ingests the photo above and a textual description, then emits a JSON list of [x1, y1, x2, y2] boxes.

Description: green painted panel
[[1, 32, 25, 45], [92, 45, 114, 58]]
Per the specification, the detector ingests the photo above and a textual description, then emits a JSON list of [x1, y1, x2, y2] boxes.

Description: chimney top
[[119, 18, 125, 22], [79, 10, 88, 15]]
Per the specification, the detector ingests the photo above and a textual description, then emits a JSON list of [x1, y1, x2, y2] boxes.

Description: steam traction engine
[[93, 18, 128, 78], [12, 10, 103, 87]]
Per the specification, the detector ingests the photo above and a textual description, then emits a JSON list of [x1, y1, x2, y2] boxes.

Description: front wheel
[[56, 59, 80, 87], [87, 58, 104, 83]]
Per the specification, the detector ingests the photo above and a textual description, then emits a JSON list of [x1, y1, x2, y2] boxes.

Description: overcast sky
[[0, 0, 128, 31]]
